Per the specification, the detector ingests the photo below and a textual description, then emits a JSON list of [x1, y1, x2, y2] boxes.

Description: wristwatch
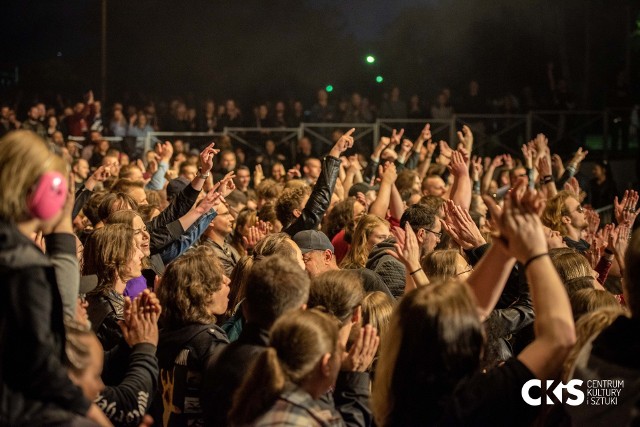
[[197, 170, 210, 179]]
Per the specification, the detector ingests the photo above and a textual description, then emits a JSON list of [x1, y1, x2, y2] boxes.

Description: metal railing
[[66, 110, 634, 160]]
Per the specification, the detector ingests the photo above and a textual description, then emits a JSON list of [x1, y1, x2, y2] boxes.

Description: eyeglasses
[[455, 265, 474, 276], [421, 227, 443, 239], [565, 205, 584, 215]]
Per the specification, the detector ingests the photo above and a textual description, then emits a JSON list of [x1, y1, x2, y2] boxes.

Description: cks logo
[[521, 379, 584, 406]]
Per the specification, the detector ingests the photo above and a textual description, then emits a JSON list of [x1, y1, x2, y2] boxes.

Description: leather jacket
[[283, 155, 341, 236], [87, 289, 125, 351]]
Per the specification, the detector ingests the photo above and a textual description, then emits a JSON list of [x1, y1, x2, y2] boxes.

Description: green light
[[375, 75, 384, 83], [325, 85, 334, 93], [366, 55, 375, 64]]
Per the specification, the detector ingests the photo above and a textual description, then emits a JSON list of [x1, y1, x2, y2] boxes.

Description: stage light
[[325, 85, 334, 93], [375, 75, 384, 83], [366, 55, 375, 64]]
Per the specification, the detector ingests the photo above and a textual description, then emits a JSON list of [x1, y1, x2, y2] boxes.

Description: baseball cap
[[292, 230, 334, 254]]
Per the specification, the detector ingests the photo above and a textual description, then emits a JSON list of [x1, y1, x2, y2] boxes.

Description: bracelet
[[604, 248, 614, 255], [409, 267, 422, 276], [523, 252, 549, 271], [197, 170, 210, 179], [542, 175, 553, 184]]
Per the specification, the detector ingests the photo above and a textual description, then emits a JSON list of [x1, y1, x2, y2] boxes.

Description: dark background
[[1, 0, 639, 108]]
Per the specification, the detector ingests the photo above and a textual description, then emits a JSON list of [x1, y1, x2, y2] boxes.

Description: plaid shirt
[[254, 386, 345, 426]]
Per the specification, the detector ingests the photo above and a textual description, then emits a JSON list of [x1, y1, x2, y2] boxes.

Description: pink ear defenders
[[27, 171, 68, 220]]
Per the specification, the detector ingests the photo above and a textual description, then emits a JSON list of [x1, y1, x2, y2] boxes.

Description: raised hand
[[400, 138, 413, 154], [437, 140, 453, 165], [341, 324, 379, 372], [156, 140, 174, 162], [490, 155, 504, 169], [387, 223, 421, 271], [614, 189, 639, 225], [379, 162, 397, 185], [584, 207, 601, 235], [457, 124, 473, 151], [199, 142, 220, 174], [419, 123, 432, 142], [471, 156, 483, 182], [521, 144, 534, 169], [569, 147, 588, 166], [442, 200, 485, 249], [330, 128, 356, 158], [536, 155, 552, 178], [448, 150, 469, 177], [483, 182, 547, 263], [218, 171, 237, 197], [253, 164, 264, 186], [287, 165, 302, 180], [563, 177, 582, 199], [194, 187, 223, 215], [390, 128, 405, 147], [242, 225, 267, 251]]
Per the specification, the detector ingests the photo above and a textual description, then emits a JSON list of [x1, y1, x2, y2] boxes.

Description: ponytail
[[228, 347, 285, 425]]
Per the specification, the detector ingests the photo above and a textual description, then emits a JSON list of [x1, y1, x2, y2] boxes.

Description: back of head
[[549, 248, 593, 284], [229, 309, 339, 425], [421, 249, 459, 281], [244, 255, 310, 329], [253, 232, 295, 260], [373, 280, 483, 426], [569, 288, 620, 321], [158, 245, 224, 327], [98, 192, 138, 223], [400, 203, 437, 231], [83, 191, 109, 227], [275, 186, 311, 228], [323, 197, 355, 240], [308, 270, 365, 326], [0, 130, 67, 222], [361, 291, 395, 344], [625, 228, 640, 316]]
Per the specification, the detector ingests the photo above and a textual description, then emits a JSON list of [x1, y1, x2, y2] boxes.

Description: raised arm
[[369, 163, 396, 219], [448, 150, 472, 209]]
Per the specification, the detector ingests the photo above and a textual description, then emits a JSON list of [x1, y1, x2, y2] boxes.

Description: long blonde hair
[[340, 214, 389, 269]]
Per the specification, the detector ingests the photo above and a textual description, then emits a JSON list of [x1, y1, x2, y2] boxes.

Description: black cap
[[292, 230, 334, 254]]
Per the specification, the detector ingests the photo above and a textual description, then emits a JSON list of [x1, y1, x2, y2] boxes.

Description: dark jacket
[[97, 343, 159, 427], [151, 323, 229, 426], [201, 322, 269, 426], [566, 315, 640, 426], [283, 155, 341, 236], [366, 238, 406, 298], [0, 222, 91, 425], [87, 289, 125, 351]]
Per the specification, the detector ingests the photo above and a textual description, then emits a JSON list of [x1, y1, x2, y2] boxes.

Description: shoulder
[[441, 358, 538, 426]]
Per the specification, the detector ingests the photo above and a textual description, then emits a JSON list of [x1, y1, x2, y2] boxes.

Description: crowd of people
[[1, 101, 639, 426]]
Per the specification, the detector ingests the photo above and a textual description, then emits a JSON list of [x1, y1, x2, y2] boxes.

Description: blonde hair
[[541, 191, 576, 236], [0, 130, 67, 222], [229, 310, 339, 425], [549, 248, 593, 284], [340, 214, 389, 269], [421, 249, 460, 281]]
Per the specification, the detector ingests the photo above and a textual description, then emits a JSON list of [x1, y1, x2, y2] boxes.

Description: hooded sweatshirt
[[365, 237, 406, 298]]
